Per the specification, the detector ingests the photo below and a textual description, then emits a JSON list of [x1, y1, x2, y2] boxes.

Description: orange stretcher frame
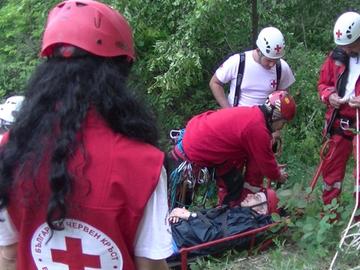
[[177, 220, 285, 270]]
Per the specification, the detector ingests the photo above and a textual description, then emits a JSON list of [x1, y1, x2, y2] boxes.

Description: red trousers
[[321, 134, 360, 212]]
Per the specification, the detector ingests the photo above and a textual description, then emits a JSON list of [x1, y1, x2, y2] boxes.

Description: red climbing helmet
[[266, 90, 296, 121], [266, 188, 280, 214], [41, 0, 135, 60]]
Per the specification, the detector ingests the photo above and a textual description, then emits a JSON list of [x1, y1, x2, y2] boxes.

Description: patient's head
[[240, 188, 279, 215]]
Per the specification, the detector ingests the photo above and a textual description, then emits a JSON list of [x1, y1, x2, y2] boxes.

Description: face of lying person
[[240, 192, 268, 215]]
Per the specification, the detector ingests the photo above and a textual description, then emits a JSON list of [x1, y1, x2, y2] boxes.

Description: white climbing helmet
[[0, 95, 25, 124], [333, 11, 360, 46], [256, 27, 285, 59]]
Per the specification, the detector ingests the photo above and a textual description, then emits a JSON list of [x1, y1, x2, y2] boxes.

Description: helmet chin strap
[[259, 105, 275, 132]]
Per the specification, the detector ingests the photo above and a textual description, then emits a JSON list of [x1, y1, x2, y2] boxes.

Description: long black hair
[[0, 53, 159, 230]]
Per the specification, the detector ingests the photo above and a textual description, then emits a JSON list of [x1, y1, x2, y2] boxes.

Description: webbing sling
[[233, 53, 282, 107]]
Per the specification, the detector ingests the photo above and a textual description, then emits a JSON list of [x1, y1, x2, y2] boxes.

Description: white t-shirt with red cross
[[215, 50, 295, 106]]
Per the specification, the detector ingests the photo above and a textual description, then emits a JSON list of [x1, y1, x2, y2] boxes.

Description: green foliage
[[258, 0, 355, 52], [0, 0, 59, 95], [1, 0, 360, 268], [276, 165, 356, 259], [280, 44, 326, 165], [117, 0, 255, 133]]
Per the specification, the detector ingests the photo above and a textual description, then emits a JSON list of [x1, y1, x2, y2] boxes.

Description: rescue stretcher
[[167, 162, 287, 266], [167, 220, 285, 270]]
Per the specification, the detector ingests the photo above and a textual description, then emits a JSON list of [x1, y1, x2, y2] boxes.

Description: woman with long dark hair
[[0, 1, 172, 269]]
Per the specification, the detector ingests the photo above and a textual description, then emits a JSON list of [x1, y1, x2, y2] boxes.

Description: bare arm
[[135, 257, 169, 270], [0, 244, 17, 270], [209, 74, 231, 108]]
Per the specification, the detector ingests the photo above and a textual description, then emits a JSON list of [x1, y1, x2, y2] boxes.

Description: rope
[[342, 222, 360, 253], [170, 161, 196, 210], [169, 160, 213, 210], [170, 161, 188, 209], [329, 108, 360, 269]]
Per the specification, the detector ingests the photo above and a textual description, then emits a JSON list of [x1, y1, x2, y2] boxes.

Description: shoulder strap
[[233, 52, 245, 107], [276, 61, 282, 90]]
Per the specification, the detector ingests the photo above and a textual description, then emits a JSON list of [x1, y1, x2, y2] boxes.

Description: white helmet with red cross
[[256, 27, 285, 59], [333, 11, 360, 46]]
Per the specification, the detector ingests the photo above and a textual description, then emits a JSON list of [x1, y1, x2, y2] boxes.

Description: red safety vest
[[7, 109, 164, 270]]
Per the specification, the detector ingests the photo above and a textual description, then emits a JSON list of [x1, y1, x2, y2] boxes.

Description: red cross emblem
[[271, 80, 277, 88], [335, 29, 342, 39], [274, 44, 282, 54], [51, 237, 101, 270]]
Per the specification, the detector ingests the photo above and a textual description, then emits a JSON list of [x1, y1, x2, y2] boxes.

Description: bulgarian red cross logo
[[51, 237, 101, 270], [336, 29, 342, 39], [271, 80, 277, 88], [274, 44, 282, 54]]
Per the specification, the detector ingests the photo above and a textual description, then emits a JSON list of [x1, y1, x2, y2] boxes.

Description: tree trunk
[[251, 0, 258, 48]]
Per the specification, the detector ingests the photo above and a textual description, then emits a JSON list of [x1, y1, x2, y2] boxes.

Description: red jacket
[[318, 50, 360, 123], [7, 109, 164, 270], [182, 107, 281, 180]]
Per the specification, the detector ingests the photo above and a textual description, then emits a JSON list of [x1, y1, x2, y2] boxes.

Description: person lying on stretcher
[[168, 188, 280, 255]]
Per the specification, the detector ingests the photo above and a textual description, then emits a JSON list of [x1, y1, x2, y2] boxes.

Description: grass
[[186, 235, 360, 269]]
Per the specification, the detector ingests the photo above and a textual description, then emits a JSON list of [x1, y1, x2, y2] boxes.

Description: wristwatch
[[190, 212, 197, 218]]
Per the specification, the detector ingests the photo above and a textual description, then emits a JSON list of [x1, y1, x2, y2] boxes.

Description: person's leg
[[322, 135, 352, 205], [215, 161, 245, 206]]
